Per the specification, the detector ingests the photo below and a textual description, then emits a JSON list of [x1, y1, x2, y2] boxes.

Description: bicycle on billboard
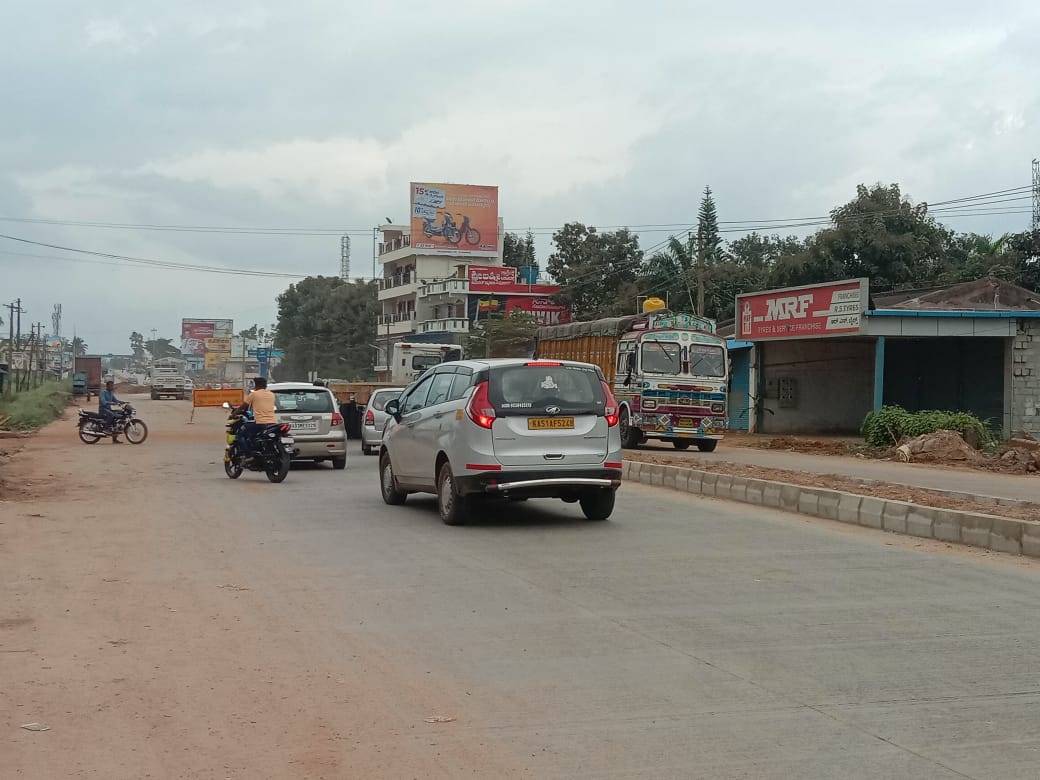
[[421, 212, 480, 247]]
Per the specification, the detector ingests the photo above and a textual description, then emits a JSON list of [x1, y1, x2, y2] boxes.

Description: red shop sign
[[736, 279, 867, 340]]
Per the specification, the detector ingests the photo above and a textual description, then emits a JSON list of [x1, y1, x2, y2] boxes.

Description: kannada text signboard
[[736, 279, 867, 340], [467, 265, 517, 292], [410, 182, 499, 255], [505, 296, 571, 326]]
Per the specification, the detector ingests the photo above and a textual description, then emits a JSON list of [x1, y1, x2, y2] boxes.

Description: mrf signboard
[[736, 279, 868, 340]]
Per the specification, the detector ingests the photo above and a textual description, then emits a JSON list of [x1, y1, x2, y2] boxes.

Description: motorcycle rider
[[99, 380, 124, 443], [236, 376, 277, 458]]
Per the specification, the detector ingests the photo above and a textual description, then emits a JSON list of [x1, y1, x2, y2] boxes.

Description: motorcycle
[[77, 404, 148, 444], [446, 214, 480, 247], [421, 212, 462, 244], [221, 402, 294, 483]]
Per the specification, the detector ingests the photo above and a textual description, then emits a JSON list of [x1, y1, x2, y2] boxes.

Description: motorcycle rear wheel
[[266, 452, 291, 483], [124, 419, 148, 444], [78, 421, 103, 444]]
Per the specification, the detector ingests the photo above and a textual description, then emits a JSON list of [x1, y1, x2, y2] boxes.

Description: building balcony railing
[[378, 236, 411, 256], [417, 318, 470, 334], [378, 271, 416, 290], [376, 312, 417, 336], [418, 278, 469, 298]]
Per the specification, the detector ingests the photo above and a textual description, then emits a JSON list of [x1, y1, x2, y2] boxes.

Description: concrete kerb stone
[[797, 489, 820, 517], [906, 506, 936, 539], [626, 458, 1034, 559], [990, 517, 1024, 555], [959, 513, 992, 548], [816, 490, 841, 521], [932, 510, 962, 543], [1022, 523, 1040, 558], [745, 478, 765, 506], [837, 493, 862, 524], [858, 497, 886, 529], [882, 501, 910, 534]]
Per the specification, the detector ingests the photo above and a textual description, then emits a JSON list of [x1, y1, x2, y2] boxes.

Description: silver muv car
[[361, 387, 403, 456], [379, 358, 623, 525]]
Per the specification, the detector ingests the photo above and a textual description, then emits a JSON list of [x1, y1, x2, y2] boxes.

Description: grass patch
[[0, 381, 72, 430]]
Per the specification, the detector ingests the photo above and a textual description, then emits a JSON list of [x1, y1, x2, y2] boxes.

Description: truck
[[375, 342, 463, 385], [73, 355, 103, 399], [536, 306, 729, 452], [149, 357, 188, 400]]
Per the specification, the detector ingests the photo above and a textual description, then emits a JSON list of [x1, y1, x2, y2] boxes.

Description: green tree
[[503, 230, 539, 275], [464, 311, 539, 358], [129, 331, 145, 363], [696, 186, 723, 264], [645, 235, 698, 313], [71, 337, 87, 356], [547, 223, 644, 318], [523, 230, 538, 275], [727, 233, 805, 269], [274, 276, 378, 380], [146, 338, 181, 359]]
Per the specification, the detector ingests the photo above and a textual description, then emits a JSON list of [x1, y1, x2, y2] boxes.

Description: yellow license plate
[[527, 417, 574, 430]]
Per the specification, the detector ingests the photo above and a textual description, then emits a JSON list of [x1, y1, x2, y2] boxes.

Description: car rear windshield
[[488, 364, 605, 417], [370, 390, 401, 411], [273, 389, 333, 413]]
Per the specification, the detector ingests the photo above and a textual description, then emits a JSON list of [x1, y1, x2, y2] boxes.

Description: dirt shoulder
[[627, 449, 1040, 522], [0, 397, 515, 778]]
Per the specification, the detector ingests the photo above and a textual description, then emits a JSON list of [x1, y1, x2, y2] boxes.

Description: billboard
[[410, 182, 498, 255], [181, 319, 233, 356], [736, 279, 867, 340], [467, 265, 517, 292], [205, 337, 232, 353], [505, 296, 572, 326]]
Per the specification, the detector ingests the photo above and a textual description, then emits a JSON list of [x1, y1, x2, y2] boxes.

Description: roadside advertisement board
[[181, 319, 233, 356], [205, 337, 232, 353], [204, 352, 226, 369], [410, 182, 499, 255], [736, 279, 867, 340], [192, 388, 244, 408], [505, 296, 572, 326], [467, 265, 517, 292]]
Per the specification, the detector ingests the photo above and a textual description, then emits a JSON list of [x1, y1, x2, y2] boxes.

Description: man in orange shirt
[[238, 377, 277, 457]]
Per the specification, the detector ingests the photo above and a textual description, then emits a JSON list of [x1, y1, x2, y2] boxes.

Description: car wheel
[[579, 489, 615, 521], [331, 456, 347, 470], [696, 440, 718, 453], [380, 454, 407, 505], [672, 440, 691, 450], [437, 462, 468, 526]]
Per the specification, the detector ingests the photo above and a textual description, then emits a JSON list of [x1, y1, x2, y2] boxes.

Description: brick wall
[[1010, 320, 1040, 436]]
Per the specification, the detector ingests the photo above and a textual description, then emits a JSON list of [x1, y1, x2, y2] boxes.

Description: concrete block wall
[[1011, 320, 1040, 436]]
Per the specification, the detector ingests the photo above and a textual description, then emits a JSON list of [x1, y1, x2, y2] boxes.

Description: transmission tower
[[1033, 158, 1040, 234], [51, 303, 62, 339], [340, 235, 351, 280]]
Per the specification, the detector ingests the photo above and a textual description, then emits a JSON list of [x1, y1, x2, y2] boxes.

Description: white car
[[379, 358, 623, 525]]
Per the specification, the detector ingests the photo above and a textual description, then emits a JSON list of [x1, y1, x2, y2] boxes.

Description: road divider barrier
[[192, 389, 245, 408], [623, 460, 1040, 559]]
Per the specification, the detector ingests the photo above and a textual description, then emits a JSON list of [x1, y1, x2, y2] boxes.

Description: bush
[[0, 381, 71, 430], [861, 405, 993, 448]]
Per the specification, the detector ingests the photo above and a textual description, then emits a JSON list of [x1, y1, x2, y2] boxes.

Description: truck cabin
[[619, 332, 727, 383]]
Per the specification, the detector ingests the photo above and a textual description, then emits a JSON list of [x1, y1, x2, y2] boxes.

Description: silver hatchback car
[[379, 359, 623, 525], [361, 388, 403, 456], [269, 382, 347, 469]]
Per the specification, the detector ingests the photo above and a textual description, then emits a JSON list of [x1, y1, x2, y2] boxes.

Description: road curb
[[623, 461, 1040, 559]]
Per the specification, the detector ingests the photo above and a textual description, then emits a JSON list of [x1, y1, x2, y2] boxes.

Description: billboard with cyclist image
[[410, 182, 499, 256]]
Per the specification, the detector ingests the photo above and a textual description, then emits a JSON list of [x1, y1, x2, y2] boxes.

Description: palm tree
[[71, 337, 87, 356]]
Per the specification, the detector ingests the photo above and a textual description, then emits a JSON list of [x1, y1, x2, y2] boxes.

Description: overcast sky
[[2, 1, 1038, 353]]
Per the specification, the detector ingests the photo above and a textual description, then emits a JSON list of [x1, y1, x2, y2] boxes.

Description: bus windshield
[[641, 341, 682, 375]]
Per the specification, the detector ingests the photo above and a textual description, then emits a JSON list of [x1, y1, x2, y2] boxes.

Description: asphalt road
[[3, 397, 1040, 778]]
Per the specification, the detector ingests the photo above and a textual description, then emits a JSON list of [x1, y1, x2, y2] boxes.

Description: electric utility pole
[[1032, 158, 1040, 234]]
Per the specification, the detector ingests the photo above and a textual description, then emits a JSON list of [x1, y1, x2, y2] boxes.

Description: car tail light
[[364, 409, 375, 426], [525, 361, 562, 367], [600, 381, 619, 427], [278, 423, 291, 435], [466, 380, 496, 429], [331, 412, 344, 427], [604, 461, 623, 469]]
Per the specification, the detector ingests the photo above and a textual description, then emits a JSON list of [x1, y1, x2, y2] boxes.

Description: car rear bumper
[[361, 426, 382, 447], [456, 468, 622, 498], [290, 435, 347, 459]]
